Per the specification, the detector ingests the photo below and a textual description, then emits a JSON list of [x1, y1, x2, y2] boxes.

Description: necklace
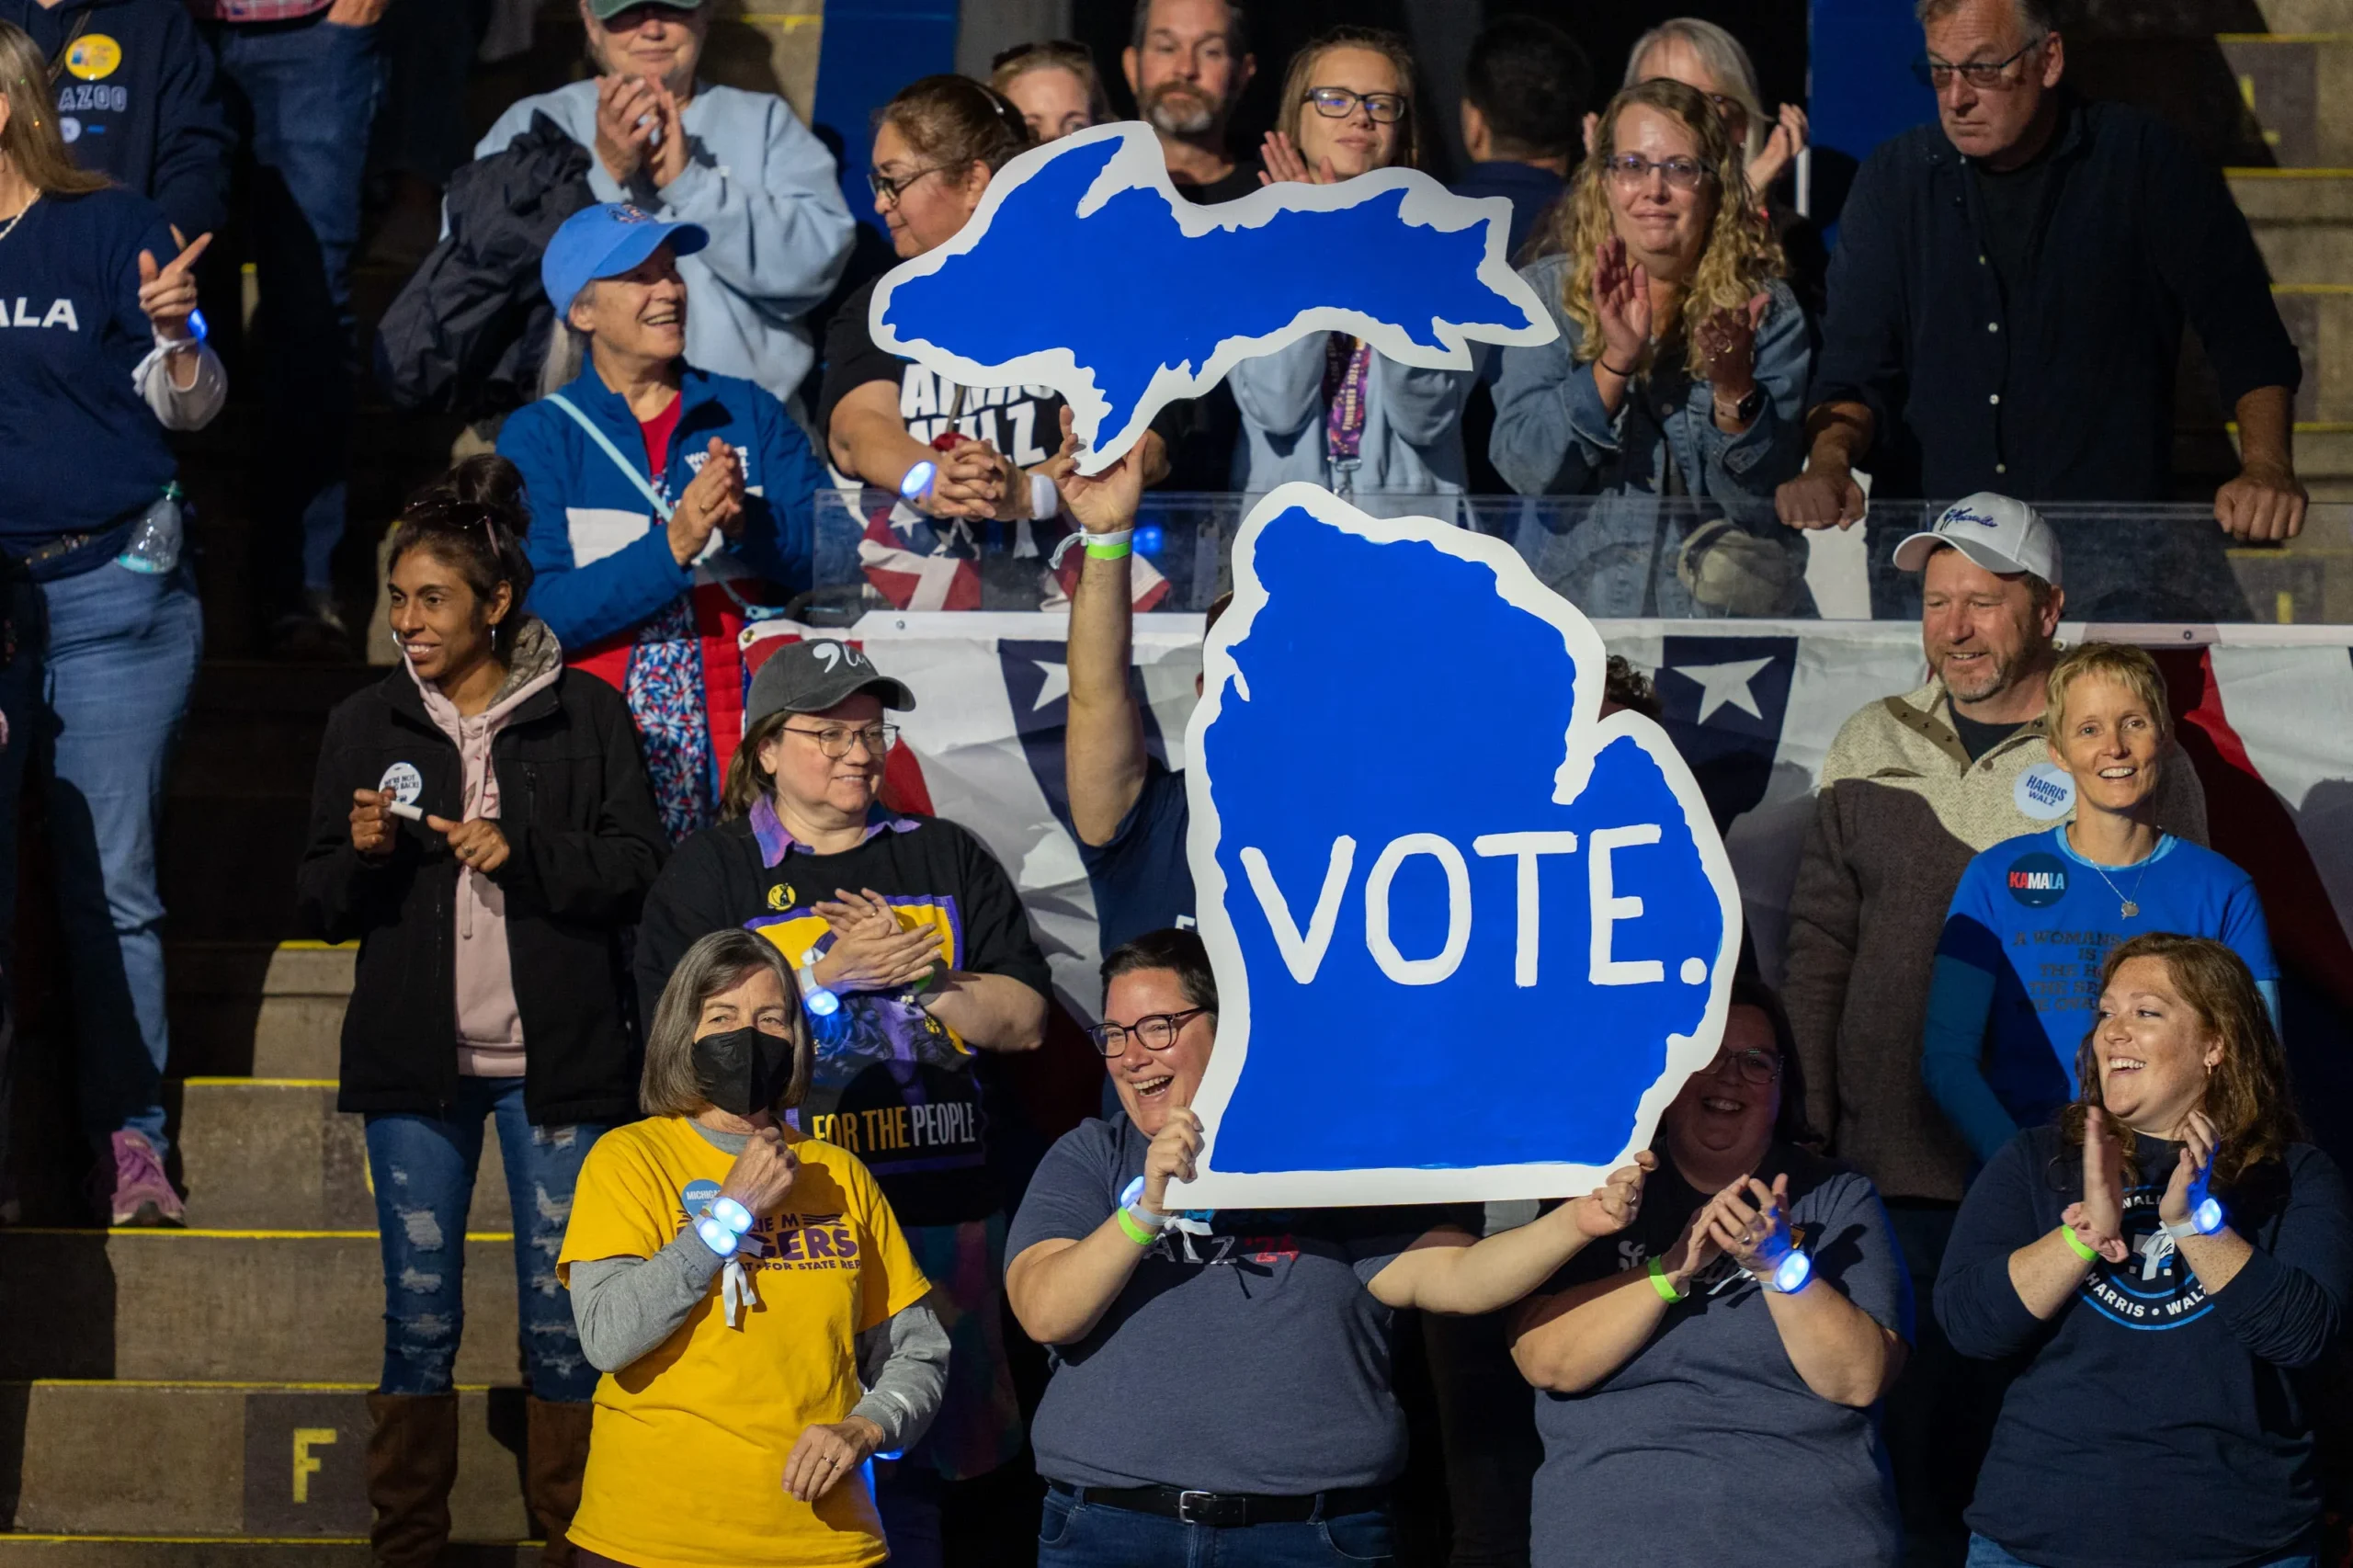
[[2083, 847, 2156, 919], [0, 193, 36, 245]]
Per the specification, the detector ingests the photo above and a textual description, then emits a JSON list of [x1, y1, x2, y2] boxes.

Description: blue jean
[[209, 13, 381, 597], [363, 1076, 608, 1400], [1039, 1489, 1395, 1567], [0, 562, 202, 1165], [1966, 1537, 2313, 1568]]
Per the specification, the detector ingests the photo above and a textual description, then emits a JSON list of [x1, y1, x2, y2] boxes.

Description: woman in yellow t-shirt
[[559, 929, 945, 1568]]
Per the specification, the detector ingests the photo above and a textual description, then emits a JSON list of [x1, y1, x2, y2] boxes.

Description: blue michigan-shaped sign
[[871, 122, 1552, 473], [1177, 487, 1742, 1207]]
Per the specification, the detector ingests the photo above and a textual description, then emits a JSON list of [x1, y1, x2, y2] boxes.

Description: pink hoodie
[[409, 619, 563, 1077]]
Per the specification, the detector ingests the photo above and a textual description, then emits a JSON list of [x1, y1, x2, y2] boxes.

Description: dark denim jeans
[[363, 1075, 607, 1400], [208, 12, 380, 599], [1967, 1536, 2314, 1568], [0, 563, 202, 1178], [1039, 1488, 1395, 1567]]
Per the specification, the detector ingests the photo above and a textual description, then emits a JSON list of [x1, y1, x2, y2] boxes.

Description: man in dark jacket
[[1777, 0, 2306, 550], [4, 0, 232, 239]]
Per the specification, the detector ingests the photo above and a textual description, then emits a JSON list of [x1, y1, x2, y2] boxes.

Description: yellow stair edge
[[6, 1227, 514, 1241], [5, 1379, 506, 1391], [178, 1077, 339, 1088]]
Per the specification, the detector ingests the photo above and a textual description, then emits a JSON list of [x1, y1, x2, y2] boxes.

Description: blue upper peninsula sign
[[871, 122, 1553, 474], [1176, 487, 1742, 1208]]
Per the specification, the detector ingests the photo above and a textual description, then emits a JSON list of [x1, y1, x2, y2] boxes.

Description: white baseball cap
[[1891, 493, 2063, 586]]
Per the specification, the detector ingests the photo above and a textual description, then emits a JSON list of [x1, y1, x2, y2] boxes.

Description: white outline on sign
[[1174, 483, 1744, 1208], [870, 121, 1555, 476]]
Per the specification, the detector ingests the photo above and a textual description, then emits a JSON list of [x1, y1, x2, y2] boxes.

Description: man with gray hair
[[1779, 0, 2305, 557], [1121, 0, 1257, 202]]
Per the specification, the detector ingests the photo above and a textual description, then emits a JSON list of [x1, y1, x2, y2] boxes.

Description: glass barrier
[[790, 490, 2353, 627]]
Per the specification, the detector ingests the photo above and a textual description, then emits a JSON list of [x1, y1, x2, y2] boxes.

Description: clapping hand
[[1258, 129, 1337, 187], [810, 888, 943, 994], [1590, 236, 1652, 374], [1568, 1151, 1654, 1240], [1704, 1174, 1794, 1279], [2158, 1110, 2222, 1232], [645, 78, 689, 187], [1746, 103, 1808, 195], [668, 437, 745, 564], [594, 72, 663, 185], [2070, 1109, 2131, 1265], [1692, 291, 1771, 398]]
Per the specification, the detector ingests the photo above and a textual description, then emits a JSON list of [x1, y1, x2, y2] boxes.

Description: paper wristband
[[1115, 1207, 1159, 1246], [1083, 528, 1134, 561], [1648, 1256, 1686, 1302], [2062, 1225, 2100, 1263]]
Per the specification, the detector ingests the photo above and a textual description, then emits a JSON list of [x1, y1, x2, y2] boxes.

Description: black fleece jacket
[[297, 663, 666, 1127]]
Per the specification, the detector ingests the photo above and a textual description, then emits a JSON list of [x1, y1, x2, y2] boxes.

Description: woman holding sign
[[0, 21, 225, 1229], [1008, 927, 1652, 1567], [297, 456, 666, 1565], [1923, 642, 2276, 1166], [1509, 982, 1910, 1568], [1937, 936, 2352, 1568]]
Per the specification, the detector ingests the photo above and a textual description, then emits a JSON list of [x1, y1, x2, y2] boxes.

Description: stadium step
[[169, 941, 351, 1081], [0, 1231, 522, 1385], [2233, 168, 2353, 288], [0, 1382, 531, 1541], [2218, 30, 2353, 167]]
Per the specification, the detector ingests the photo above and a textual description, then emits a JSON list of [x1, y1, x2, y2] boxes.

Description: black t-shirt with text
[[819, 276, 1071, 471]]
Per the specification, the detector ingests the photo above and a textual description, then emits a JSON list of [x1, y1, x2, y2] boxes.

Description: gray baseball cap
[[1890, 493, 2063, 586], [585, 0, 698, 20], [745, 640, 915, 729]]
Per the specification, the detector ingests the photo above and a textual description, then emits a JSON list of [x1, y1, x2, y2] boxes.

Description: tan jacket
[[1782, 678, 2207, 1201]]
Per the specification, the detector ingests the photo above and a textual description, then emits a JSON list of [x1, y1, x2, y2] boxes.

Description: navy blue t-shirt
[[1079, 756, 1194, 953], [0, 186, 179, 551]]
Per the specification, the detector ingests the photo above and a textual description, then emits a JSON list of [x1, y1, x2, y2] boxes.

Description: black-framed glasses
[[1086, 1006, 1208, 1056], [1912, 36, 2044, 90], [1711, 1048, 1783, 1086], [868, 163, 949, 206], [781, 722, 899, 759], [1304, 86, 1408, 124], [1605, 153, 1713, 190]]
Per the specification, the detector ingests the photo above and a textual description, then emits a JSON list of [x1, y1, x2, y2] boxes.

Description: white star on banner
[[1030, 659, 1071, 711], [1673, 656, 1775, 723]]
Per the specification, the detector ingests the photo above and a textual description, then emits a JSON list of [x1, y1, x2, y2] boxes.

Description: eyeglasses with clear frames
[[1912, 37, 2045, 90], [781, 723, 900, 759], [1304, 86, 1409, 124], [1086, 1006, 1209, 1056], [1605, 153, 1713, 191]]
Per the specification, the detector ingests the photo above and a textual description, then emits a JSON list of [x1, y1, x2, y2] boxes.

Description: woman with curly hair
[[1937, 934, 2353, 1568], [1492, 77, 1812, 614]]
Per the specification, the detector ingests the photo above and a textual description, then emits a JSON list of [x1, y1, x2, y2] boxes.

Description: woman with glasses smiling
[[1229, 26, 1479, 504], [1493, 78, 1813, 617], [635, 634, 1054, 1563], [1511, 979, 1912, 1567]]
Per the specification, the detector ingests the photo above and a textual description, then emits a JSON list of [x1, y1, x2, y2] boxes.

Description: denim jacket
[[1228, 333, 1472, 496], [1489, 254, 1810, 509]]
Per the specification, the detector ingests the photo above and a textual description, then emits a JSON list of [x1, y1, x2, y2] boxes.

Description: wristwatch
[[1719, 384, 1766, 425]]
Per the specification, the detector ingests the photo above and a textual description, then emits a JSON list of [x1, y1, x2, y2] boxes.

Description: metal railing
[[792, 491, 2353, 627]]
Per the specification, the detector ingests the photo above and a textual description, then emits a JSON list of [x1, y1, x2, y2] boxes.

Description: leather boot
[[365, 1392, 459, 1568], [525, 1395, 595, 1566]]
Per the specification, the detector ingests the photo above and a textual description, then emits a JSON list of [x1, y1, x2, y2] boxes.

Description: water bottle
[[116, 484, 185, 575]]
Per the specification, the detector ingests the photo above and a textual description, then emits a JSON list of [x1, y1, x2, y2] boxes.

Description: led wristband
[[1766, 1246, 1813, 1294], [1115, 1176, 1169, 1245], [695, 1194, 756, 1258], [2161, 1196, 2225, 1242]]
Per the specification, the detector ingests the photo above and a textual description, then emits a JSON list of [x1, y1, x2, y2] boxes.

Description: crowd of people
[[0, 0, 2346, 1564]]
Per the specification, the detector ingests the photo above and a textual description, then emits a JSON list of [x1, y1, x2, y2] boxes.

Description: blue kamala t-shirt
[[0, 187, 181, 552], [1933, 828, 2275, 1143]]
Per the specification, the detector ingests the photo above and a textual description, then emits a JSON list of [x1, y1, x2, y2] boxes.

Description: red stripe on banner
[[2155, 650, 2353, 1011]]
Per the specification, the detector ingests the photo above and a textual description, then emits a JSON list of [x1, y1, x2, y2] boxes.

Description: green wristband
[[1084, 536, 1133, 562], [1115, 1206, 1159, 1246], [2062, 1225, 2100, 1264], [1648, 1256, 1686, 1302]]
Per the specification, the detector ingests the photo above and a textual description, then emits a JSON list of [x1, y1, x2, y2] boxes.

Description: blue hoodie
[[476, 81, 853, 407], [3, 0, 232, 240]]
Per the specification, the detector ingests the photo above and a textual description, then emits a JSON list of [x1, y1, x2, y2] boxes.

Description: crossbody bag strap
[[548, 392, 675, 522]]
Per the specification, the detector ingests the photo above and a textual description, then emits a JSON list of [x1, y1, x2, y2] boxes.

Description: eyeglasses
[[781, 723, 899, 758], [1912, 37, 2045, 90], [868, 164, 949, 206], [1605, 153, 1713, 190], [1304, 86, 1408, 124], [1711, 1049, 1783, 1086], [1086, 1006, 1208, 1056]]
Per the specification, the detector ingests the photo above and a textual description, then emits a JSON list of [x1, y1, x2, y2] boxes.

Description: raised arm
[[1368, 1158, 1649, 1314], [1056, 415, 1154, 846]]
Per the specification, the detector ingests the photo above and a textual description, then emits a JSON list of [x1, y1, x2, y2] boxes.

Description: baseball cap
[[585, 0, 697, 17], [540, 203, 710, 318], [745, 641, 917, 729], [1890, 493, 2063, 586]]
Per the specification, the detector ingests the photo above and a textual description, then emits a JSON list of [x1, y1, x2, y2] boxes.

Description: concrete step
[[0, 1232, 520, 1384], [170, 942, 351, 1081], [2272, 285, 2353, 423], [175, 1079, 513, 1234], [2233, 168, 2353, 286], [2218, 33, 2353, 166], [1, 1382, 532, 1540]]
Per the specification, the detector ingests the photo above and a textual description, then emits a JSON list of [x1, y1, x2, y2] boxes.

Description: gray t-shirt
[[1006, 1114, 1454, 1494], [1529, 1147, 1912, 1568]]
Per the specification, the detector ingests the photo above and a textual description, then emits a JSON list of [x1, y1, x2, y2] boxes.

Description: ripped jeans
[[362, 1076, 608, 1400]]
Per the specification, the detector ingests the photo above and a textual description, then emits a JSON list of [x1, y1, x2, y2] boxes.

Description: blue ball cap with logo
[[541, 202, 710, 319]]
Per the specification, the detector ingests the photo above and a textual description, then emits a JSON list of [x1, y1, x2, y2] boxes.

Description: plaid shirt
[[188, 0, 335, 26]]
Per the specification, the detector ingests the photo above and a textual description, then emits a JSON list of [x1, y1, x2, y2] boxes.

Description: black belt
[[1051, 1482, 1388, 1528]]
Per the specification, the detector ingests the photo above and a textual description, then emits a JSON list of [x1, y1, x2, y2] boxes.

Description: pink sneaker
[[96, 1130, 184, 1227]]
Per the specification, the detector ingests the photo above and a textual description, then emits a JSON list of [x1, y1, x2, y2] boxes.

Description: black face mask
[[693, 1026, 799, 1118]]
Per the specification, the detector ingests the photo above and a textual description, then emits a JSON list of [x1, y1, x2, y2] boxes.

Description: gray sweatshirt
[[567, 1124, 949, 1453]]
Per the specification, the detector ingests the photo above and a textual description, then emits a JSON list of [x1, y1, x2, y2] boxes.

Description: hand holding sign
[[1142, 1106, 1203, 1214], [1567, 1151, 1654, 1240]]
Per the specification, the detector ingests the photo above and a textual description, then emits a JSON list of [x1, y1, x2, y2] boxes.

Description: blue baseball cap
[[541, 202, 710, 318]]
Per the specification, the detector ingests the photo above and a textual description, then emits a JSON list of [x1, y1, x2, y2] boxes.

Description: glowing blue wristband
[[2163, 1197, 2226, 1241], [1768, 1247, 1813, 1294], [899, 460, 937, 501], [694, 1194, 756, 1257]]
